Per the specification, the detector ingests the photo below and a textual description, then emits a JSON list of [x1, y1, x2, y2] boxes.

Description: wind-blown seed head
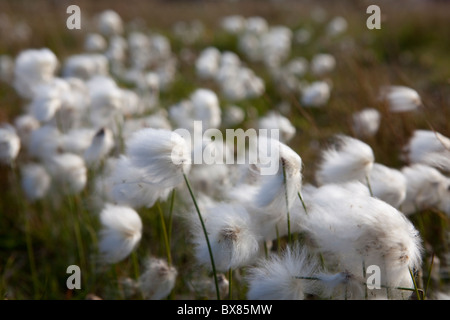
[[351, 108, 381, 138], [246, 243, 320, 300], [107, 155, 172, 209], [401, 163, 449, 215], [369, 163, 407, 208], [126, 128, 191, 188], [380, 85, 422, 113], [315, 135, 374, 185], [84, 127, 114, 167], [0, 124, 21, 165], [45, 153, 87, 195], [404, 130, 450, 173], [301, 182, 423, 299], [191, 202, 260, 272], [98, 204, 142, 264], [20, 163, 51, 201], [138, 257, 178, 300]]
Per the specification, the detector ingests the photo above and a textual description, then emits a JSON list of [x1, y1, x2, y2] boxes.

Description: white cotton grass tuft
[[27, 125, 61, 161], [20, 163, 51, 201], [138, 257, 178, 300], [300, 80, 331, 107], [257, 111, 296, 143], [13, 48, 59, 99], [404, 129, 450, 173], [310, 53, 336, 77], [191, 202, 260, 272], [44, 153, 87, 195], [107, 155, 172, 209], [0, 124, 21, 165], [315, 135, 374, 186], [401, 163, 450, 216], [98, 204, 142, 264], [380, 85, 422, 113], [246, 243, 320, 300], [369, 163, 407, 208], [314, 271, 365, 300], [126, 128, 192, 189], [83, 127, 114, 167], [351, 108, 381, 138], [97, 10, 123, 37], [301, 182, 423, 299]]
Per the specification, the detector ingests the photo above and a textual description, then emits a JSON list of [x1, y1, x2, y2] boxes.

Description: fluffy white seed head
[[246, 243, 320, 300], [369, 163, 407, 208], [84, 127, 114, 167], [401, 164, 450, 215], [21, 163, 51, 201], [45, 153, 87, 194], [0, 124, 21, 165], [301, 81, 331, 107], [404, 130, 450, 173], [97, 10, 123, 37], [380, 85, 422, 113], [192, 203, 260, 272], [98, 204, 142, 264], [126, 128, 191, 188], [310, 53, 336, 77], [351, 108, 381, 138], [258, 111, 296, 143], [138, 257, 178, 300], [315, 135, 374, 185]]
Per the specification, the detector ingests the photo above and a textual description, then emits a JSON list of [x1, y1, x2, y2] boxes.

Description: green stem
[[183, 173, 220, 300], [424, 253, 435, 299], [156, 202, 172, 266], [297, 192, 308, 215], [409, 267, 422, 300], [366, 175, 374, 197], [24, 212, 39, 299], [282, 163, 291, 243]]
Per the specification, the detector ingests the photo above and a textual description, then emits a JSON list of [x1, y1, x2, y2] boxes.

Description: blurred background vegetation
[[0, 0, 449, 299]]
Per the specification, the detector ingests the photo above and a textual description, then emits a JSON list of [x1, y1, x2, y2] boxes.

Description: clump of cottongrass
[[98, 203, 143, 264], [351, 108, 381, 138], [310, 53, 336, 77], [315, 135, 374, 187], [246, 243, 320, 300], [301, 182, 423, 299], [379, 85, 422, 113], [191, 202, 260, 272], [20, 163, 51, 201], [403, 129, 450, 173], [27, 125, 61, 162], [138, 257, 178, 300], [0, 124, 21, 166], [369, 163, 407, 208], [401, 163, 450, 216]]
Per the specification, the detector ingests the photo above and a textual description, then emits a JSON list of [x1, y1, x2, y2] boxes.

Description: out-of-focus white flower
[[21, 163, 51, 201], [138, 257, 178, 300], [380, 86, 422, 113], [195, 47, 221, 80], [13, 48, 58, 99], [14, 114, 40, 148], [310, 53, 336, 77], [84, 127, 114, 167], [28, 125, 61, 161], [0, 124, 21, 165], [223, 105, 245, 127], [62, 54, 109, 80], [245, 16, 269, 35], [404, 130, 450, 173], [246, 243, 320, 300], [301, 81, 331, 107], [258, 111, 296, 143], [84, 33, 107, 52], [60, 128, 96, 155], [126, 128, 191, 188], [351, 108, 381, 138], [221, 15, 246, 34], [97, 10, 123, 37], [190, 88, 222, 130], [369, 163, 407, 208], [315, 135, 374, 186], [326, 16, 348, 37], [45, 153, 87, 194], [401, 164, 450, 215], [98, 203, 142, 264], [192, 203, 260, 272]]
